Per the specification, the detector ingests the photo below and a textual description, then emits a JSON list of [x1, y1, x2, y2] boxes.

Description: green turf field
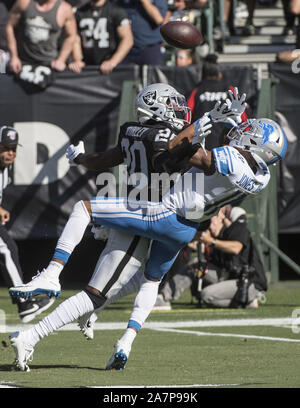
[[1, 284, 300, 388]]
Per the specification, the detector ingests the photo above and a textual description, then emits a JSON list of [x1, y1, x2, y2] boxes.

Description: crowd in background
[[0, 0, 300, 78]]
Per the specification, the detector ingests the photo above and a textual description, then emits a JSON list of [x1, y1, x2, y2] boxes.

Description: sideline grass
[[1, 285, 300, 388]]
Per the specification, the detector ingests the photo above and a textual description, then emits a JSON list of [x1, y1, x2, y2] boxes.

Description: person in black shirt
[[187, 54, 233, 150], [68, 0, 133, 74], [0, 126, 54, 322]]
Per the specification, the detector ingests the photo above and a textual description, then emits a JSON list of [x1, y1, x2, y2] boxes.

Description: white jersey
[[162, 145, 270, 223]]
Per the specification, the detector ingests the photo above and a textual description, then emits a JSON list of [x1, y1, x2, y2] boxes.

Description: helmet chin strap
[[251, 153, 268, 170]]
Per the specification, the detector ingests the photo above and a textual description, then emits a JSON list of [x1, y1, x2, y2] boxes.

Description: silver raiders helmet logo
[[143, 90, 156, 106]]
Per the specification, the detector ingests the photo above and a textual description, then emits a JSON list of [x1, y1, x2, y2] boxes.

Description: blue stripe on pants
[[90, 196, 198, 280]]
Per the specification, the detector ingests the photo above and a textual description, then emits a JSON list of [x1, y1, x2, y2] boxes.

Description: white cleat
[[9, 331, 34, 372], [9, 269, 61, 300], [78, 311, 98, 340], [106, 341, 131, 371]]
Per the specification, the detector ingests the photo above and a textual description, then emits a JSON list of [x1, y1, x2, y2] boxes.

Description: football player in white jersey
[[9, 86, 287, 371]]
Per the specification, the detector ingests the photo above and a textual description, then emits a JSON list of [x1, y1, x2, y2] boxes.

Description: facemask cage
[[227, 119, 287, 165]]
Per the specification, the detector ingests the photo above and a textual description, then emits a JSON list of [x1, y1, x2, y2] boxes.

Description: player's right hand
[[192, 114, 212, 145], [91, 225, 110, 241], [66, 141, 85, 166]]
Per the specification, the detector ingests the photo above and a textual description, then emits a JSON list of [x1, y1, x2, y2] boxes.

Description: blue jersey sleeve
[[213, 146, 234, 176]]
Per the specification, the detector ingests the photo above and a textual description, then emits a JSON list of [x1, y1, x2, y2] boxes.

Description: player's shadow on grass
[[0, 364, 106, 371]]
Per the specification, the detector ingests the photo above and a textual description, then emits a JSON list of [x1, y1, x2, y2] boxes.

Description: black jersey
[[75, 1, 130, 65], [118, 121, 184, 202]]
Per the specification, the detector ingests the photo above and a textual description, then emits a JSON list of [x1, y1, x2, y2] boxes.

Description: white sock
[[127, 276, 160, 332], [52, 201, 91, 265], [44, 261, 64, 280], [24, 291, 94, 348], [118, 328, 137, 351]]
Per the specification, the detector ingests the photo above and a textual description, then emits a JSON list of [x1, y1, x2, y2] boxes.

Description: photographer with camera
[[199, 206, 267, 309]]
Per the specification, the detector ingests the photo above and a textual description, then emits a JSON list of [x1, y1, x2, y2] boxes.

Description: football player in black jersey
[[9, 82, 209, 371], [68, 0, 133, 74]]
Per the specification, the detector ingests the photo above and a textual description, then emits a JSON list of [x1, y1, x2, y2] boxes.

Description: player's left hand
[[225, 87, 246, 124], [66, 141, 85, 166], [208, 100, 237, 126]]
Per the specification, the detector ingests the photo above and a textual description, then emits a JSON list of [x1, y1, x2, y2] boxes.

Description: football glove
[[208, 100, 237, 127], [91, 225, 110, 241], [225, 87, 246, 124], [192, 114, 212, 152], [66, 141, 85, 166]]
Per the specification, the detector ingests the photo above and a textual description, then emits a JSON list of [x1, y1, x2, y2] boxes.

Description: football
[[160, 21, 203, 49]]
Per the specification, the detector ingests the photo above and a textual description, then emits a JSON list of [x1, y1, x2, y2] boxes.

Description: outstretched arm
[[167, 120, 215, 175], [67, 142, 124, 170]]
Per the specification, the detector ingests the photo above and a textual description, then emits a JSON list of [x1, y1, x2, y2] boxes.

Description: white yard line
[[152, 327, 300, 342], [88, 383, 242, 388], [1, 316, 300, 333]]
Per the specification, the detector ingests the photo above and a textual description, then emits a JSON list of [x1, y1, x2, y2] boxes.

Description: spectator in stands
[[281, 0, 296, 35], [276, 0, 300, 62], [175, 48, 196, 66], [164, 0, 187, 23], [187, 54, 230, 150], [0, 126, 54, 322], [242, 0, 256, 36], [68, 0, 133, 74], [199, 206, 267, 309], [164, 0, 207, 24], [0, 1, 15, 52], [0, 1, 15, 72], [5, 0, 77, 74], [113, 0, 168, 66]]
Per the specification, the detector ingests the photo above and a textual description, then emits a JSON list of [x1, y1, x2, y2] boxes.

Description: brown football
[[160, 21, 203, 49]]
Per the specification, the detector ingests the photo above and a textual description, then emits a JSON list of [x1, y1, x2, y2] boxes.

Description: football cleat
[[106, 341, 131, 370], [18, 297, 55, 323], [9, 331, 34, 372], [9, 269, 61, 299], [78, 311, 98, 340]]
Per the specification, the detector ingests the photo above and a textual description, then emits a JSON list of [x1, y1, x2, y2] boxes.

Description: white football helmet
[[135, 83, 191, 130], [226, 118, 287, 165]]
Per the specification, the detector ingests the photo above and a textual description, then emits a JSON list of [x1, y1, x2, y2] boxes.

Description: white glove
[[91, 225, 110, 241], [192, 114, 212, 151], [225, 87, 246, 125], [66, 141, 85, 166], [208, 100, 237, 127]]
